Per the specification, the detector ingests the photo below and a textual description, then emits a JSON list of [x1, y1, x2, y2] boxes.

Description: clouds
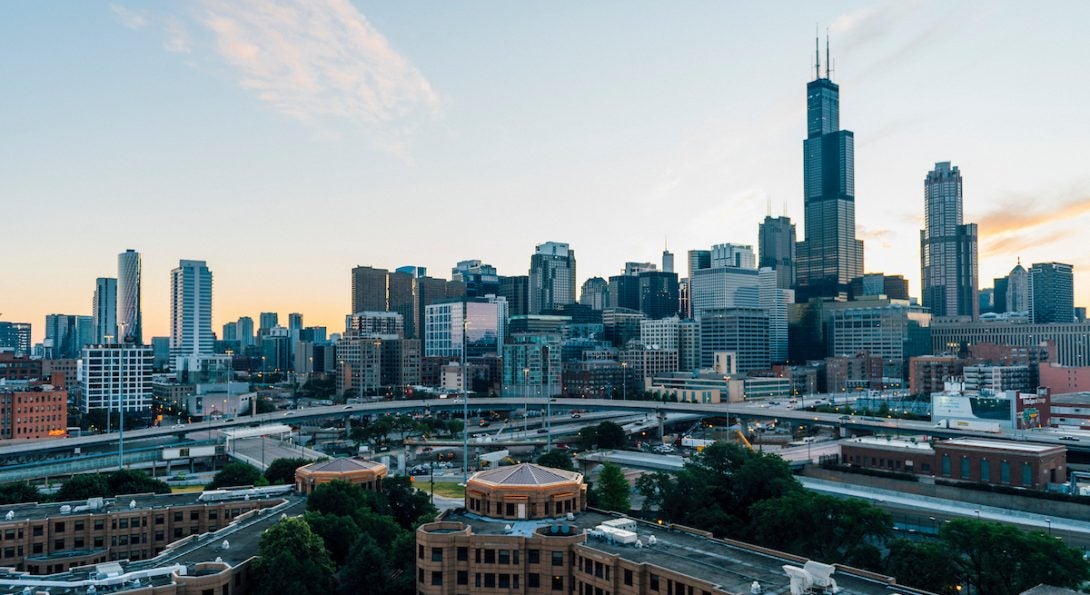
[[109, 0, 439, 154], [978, 190, 1090, 257], [197, 0, 439, 151]]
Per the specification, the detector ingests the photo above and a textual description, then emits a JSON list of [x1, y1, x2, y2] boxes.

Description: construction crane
[[736, 430, 753, 450]]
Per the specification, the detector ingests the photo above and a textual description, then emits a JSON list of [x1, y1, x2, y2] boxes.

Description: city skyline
[[5, 2, 1090, 343]]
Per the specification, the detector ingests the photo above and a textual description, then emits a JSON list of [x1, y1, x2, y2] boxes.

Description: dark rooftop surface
[[439, 509, 930, 595], [1, 491, 238, 523]]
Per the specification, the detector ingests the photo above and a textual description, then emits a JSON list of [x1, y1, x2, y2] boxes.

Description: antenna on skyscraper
[[767, 197, 772, 217], [825, 28, 831, 79], [814, 26, 821, 80]]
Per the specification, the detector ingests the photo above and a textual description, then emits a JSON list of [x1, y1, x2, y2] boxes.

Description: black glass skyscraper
[[796, 38, 863, 301]]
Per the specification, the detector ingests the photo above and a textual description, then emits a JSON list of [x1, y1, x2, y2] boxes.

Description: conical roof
[[469, 463, 581, 487]]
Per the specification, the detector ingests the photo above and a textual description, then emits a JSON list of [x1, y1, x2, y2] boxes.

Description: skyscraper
[[170, 260, 214, 363], [1030, 262, 1075, 324], [1007, 261, 1030, 314], [288, 313, 303, 332], [920, 162, 978, 319], [258, 312, 279, 335], [638, 271, 680, 320], [117, 249, 142, 344], [452, 260, 501, 298], [499, 276, 530, 317], [44, 314, 93, 359], [92, 277, 118, 344], [237, 316, 255, 348], [795, 37, 863, 301], [662, 249, 674, 274], [0, 322, 32, 356], [529, 242, 576, 314], [758, 216, 796, 290], [351, 266, 388, 313], [579, 277, 609, 311]]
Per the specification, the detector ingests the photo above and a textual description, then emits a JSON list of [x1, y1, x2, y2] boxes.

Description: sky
[[4, 1, 1090, 344]]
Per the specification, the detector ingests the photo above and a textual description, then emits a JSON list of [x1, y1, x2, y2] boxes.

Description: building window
[[457, 546, 468, 561], [552, 575, 564, 591], [960, 456, 971, 479], [651, 574, 660, 591], [95, 520, 104, 530], [457, 570, 468, 585], [190, 511, 200, 521], [485, 549, 496, 564], [499, 574, 511, 588], [418, 544, 424, 559], [498, 550, 510, 565], [980, 459, 990, 482], [552, 551, 564, 566], [624, 569, 633, 586], [431, 548, 442, 562], [1001, 461, 1011, 485], [529, 574, 540, 589], [485, 573, 496, 588], [74, 521, 84, 531], [54, 539, 64, 550], [431, 571, 443, 586], [1021, 463, 1033, 486], [54, 522, 65, 533], [528, 549, 540, 564]]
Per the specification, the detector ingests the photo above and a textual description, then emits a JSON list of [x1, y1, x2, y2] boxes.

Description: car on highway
[[1058, 435, 1080, 442], [570, 413, 581, 419]]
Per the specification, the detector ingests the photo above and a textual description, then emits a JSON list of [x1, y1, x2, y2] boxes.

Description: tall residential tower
[[169, 260, 214, 363], [117, 249, 142, 344], [529, 242, 576, 314]]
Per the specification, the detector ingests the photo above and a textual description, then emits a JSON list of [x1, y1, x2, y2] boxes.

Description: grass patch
[[416, 482, 465, 499], [170, 485, 205, 494]]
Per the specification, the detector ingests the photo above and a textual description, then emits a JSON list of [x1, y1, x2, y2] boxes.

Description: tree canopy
[[207, 462, 267, 489], [107, 469, 170, 496], [264, 457, 312, 485], [536, 449, 575, 471], [251, 516, 336, 595], [0, 482, 42, 505], [57, 473, 111, 501], [579, 421, 627, 449], [592, 462, 631, 513]]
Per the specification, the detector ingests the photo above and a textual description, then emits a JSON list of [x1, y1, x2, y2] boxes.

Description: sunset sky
[[4, 1, 1090, 343]]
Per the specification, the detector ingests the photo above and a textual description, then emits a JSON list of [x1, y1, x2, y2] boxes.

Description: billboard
[[931, 394, 1015, 428]]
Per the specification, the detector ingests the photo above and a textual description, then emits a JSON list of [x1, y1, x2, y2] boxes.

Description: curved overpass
[[1, 397, 1086, 460]]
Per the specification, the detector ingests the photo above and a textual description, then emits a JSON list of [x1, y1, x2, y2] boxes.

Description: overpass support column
[[657, 411, 666, 441]]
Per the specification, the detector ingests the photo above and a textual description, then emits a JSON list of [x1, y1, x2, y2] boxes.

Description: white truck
[[934, 419, 1001, 433], [680, 436, 716, 450]]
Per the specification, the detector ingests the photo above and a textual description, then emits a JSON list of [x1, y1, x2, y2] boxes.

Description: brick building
[[0, 375, 68, 440], [0, 352, 42, 381], [907, 355, 963, 396], [294, 456, 387, 494]]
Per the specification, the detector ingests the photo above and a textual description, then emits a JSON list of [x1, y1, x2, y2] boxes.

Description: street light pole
[[622, 362, 627, 401], [461, 313, 469, 485], [117, 322, 128, 470]]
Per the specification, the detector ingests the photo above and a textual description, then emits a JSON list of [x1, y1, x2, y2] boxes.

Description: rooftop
[[1051, 392, 1090, 404], [844, 436, 935, 452], [939, 438, 1065, 454], [300, 456, 385, 474], [436, 509, 920, 595], [469, 463, 582, 487], [0, 491, 270, 524]]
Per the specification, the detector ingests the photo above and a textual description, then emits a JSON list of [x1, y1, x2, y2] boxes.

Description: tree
[[304, 512, 361, 566], [57, 473, 110, 501], [337, 533, 415, 595], [107, 469, 170, 496], [884, 540, 962, 594], [446, 419, 464, 437], [941, 519, 1090, 595], [593, 421, 628, 449], [307, 480, 371, 518], [207, 462, 266, 489], [0, 482, 42, 505], [592, 462, 630, 513], [265, 457, 312, 485], [381, 476, 437, 529], [251, 516, 336, 595], [536, 450, 575, 471]]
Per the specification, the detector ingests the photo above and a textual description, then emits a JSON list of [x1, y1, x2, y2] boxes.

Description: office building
[[0, 352, 43, 382], [44, 314, 94, 359], [260, 329, 292, 375], [351, 265, 389, 313], [502, 334, 562, 397], [639, 316, 680, 350], [1006, 261, 1030, 313], [169, 260, 214, 363], [381, 338, 422, 392], [850, 273, 909, 301], [826, 299, 932, 380], [117, 249, 142, 344], [79, 344, 153, 416], [258, 312, 279, 336], [288, 312, 303, 333], [601, 308, 645, 348], [347, 311, 404, 338], [698, 308, 769, 372], [336, 335, 383, 398], [562, 359, 625, 399], [236, 316, 255, 348], [453, 260, 501, 298], [992, 276, 1009, 313], [92, 277, 118, 344], [425, 297, 508, 358], [760, 267, 794, 363], [978, 288, 994, 314], [795, 40, 863, 301], [620, 344, 680, 382], [687, 249, 711, 279], [0, 377, 67, 440], [678, 319, 701, 372], [908, 356, 964, 395], [0, 322, 32, 356], [662, 249, 674, 273], [607, 274, 640, 311], [920, 162, 978, 319], [963, 365, 1031, 394], [499, 275, 530, 318], [529, 242, 577, 314], [1030, 262, 1075, 324], [758, 215, 796, 290], [579, 277, 609, 311], [638, 271, 679, 319], [221, 321, 237, 342], [710, 243, 756, 269], [689, 266, 759, 319]]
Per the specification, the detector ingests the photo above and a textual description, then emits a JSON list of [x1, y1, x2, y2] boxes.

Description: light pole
[[461, 313, 469, 485], [621, 362, 628, 401], [1046, 518, 1052, 536], [103, 335, 114, 434], [117, 322, 128, 470]]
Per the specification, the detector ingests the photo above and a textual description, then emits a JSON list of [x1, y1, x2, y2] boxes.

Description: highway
[[2, 396, 1088, 460]]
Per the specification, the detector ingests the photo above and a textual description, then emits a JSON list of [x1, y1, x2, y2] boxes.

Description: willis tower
[[795, 35, 863, 302]]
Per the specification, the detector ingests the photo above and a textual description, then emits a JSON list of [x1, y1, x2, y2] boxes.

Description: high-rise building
[[117, 249, 142, 344], [662, 249, 674, 273], [579, 277, 609, 311], [347, 311, 405, 338], [698, 308, 770, 372], [760, 268, 794, 363], [687, 250, 711, 279], [80, 344, 153, 416], [44, 314, 94, 359], [336, 336, 383, 398], [502, 333, 562, 397], [689, 267, 760, 320], [826, 299, 932, 380], [258, 312, 279, 336], [92, 277, 118, 344], [288, 313, 303, 332], [221, 322, 238, 342], [0, 322, 32, 356], [1007, 261, 1031, 313], [529, 242, 576, 314], [424, 297, 508, 358], [849, 273, 909, 301], [351, 265, 389, 314], [710, 244, 756, 269], [236, 316, 255, 348], [920, 162, 978, 319], [795, 38, 863, 301], [638, 271, 680, 319], [169, 260, 214, 363], [499, 275, 530, 317], [1030, 262, 1075, 324], [452, 260, 501, 298], [758, 215, 796, 290], [607, 274, 640, 311]]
